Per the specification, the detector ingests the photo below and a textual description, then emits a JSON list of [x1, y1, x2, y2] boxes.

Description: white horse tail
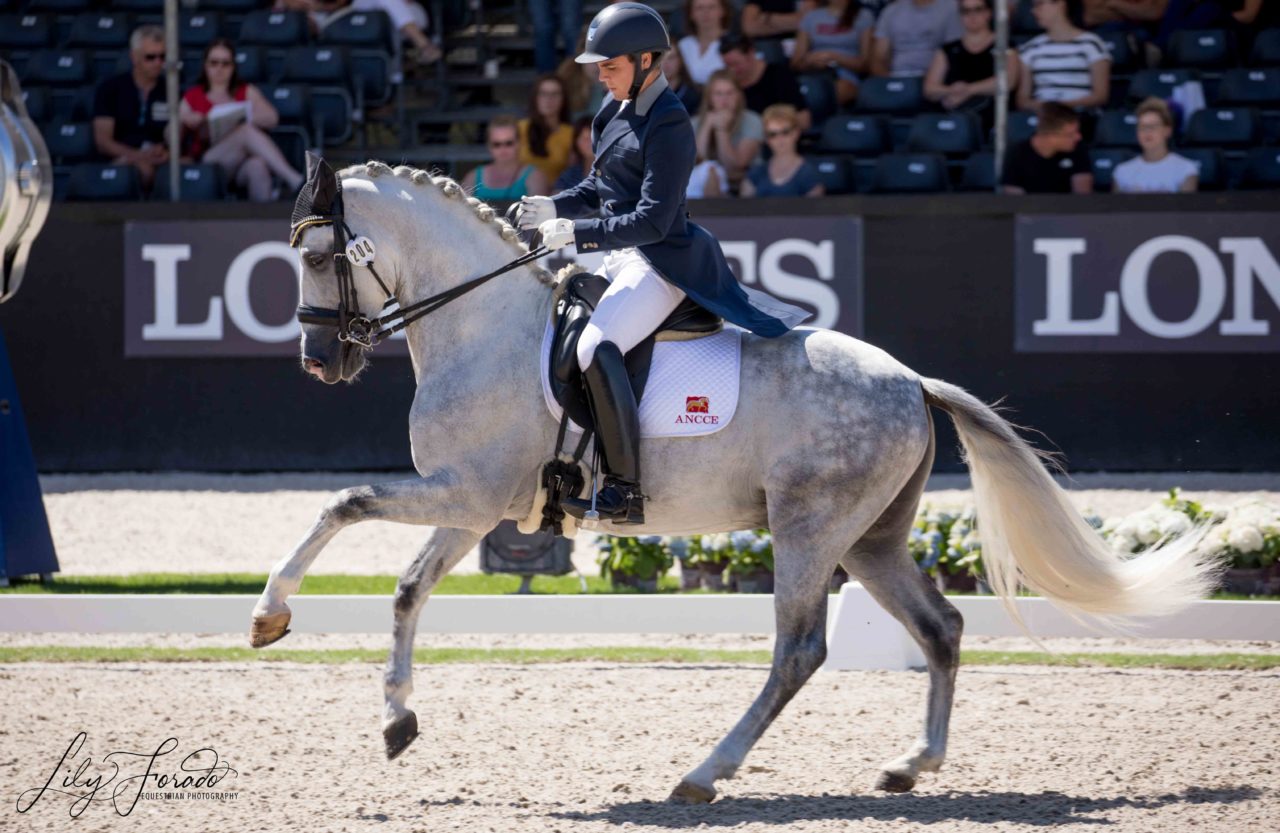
[[920, 377, 1221, 629]]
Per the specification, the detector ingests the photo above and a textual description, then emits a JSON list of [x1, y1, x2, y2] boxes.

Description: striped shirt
[[1019, 32, 1110, 103]]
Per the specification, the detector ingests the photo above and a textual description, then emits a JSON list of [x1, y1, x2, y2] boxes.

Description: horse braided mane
[[338, 160, 558, 287]]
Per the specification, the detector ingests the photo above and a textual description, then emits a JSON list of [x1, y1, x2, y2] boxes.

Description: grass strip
[[0, 646, 1275, 670]]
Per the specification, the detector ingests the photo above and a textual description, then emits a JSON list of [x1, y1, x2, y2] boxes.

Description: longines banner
[[123, 216, 863, 357], [1016, 213, 1280, 353]]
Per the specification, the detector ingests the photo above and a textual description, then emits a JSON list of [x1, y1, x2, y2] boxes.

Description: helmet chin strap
[[626, 52, 658, 102]]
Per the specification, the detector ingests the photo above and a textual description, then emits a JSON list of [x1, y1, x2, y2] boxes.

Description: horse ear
[[302, 152, 340, 215], [304, 151, 326, 182]]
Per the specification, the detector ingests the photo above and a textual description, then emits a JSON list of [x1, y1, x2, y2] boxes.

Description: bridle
[[290, 186, 549, 349]]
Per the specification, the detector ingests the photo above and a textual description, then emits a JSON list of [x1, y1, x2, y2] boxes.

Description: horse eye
[[307, 253, 328, 269]]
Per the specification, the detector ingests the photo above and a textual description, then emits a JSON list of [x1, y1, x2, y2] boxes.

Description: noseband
[[291, 190, 549, 349]]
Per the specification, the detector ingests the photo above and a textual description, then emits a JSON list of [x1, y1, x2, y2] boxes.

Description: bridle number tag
[[346, 236, 376, 266]]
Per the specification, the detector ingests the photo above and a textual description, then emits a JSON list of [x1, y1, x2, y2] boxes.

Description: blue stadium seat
[[819, 114, 889, 155], [1006, 110, 1039, 144], [43, 121, 95, 164], [310, 88, 356, 146], [200, 0, 262, 10], [1128, 69, 1199, 101], [349, 49, 394, 107], [959, 151, 995, 192], [0, 13, 54, 50], [26, 0, 94, 11], [1090, 149, 1135, 191], [320, 9, 393, 50], [180, 11, 224, 48], [112, 0, 165, 10], [797, 73, 837, 127], [1251, 29, 1280, 67], [65, 13, 131, 50], [20, 86, 51, 123], [260, 84, 311, 125], [1176, 147, 1224, 190], [906, 112, 979, 155], [233, 45, 267, 84], [1094, 109, 1140, 148], [868, 153, 949, 194], [807, 155, 854, 195], [67, 85, 97, 120], [21, 50, 89, 87], [1098, 30, 1139, 75], [280, 45, 352, 88], [66, 163, 142, 201], [269, 126, 309, 176], [239, 10, 309, 47], [92, 51, 132, 83], [1185, 107, 1260, 147], [855, 77, 923, 115], [1166, 29, 1233, 70], [1215, 68, 1280, 107], [152, 164, 227, 201], [1239, 147, 1280, 189]]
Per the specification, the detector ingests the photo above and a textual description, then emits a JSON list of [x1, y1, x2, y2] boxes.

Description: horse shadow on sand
[[547, 785, 1262, 828]]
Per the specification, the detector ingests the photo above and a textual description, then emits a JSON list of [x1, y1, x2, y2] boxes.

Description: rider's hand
[[516, 195, 555, 230], [538, 218, 575, 251]]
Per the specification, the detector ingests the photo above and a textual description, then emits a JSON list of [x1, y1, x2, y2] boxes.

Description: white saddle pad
[[539, 321, 742, 438]]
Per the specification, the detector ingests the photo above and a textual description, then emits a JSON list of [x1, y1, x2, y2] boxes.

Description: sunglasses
[[489, 140, 516, 148], [142, 52, 166, 62], [766, 128, 794, 138], [206, 58, 233, 67]]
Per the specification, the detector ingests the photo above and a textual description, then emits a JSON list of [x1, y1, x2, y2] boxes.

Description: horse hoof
[[249, 609, 292, 648], [875, 770, 917, 793], [668, 780, 716, 804], [384, 712, 419, 761]]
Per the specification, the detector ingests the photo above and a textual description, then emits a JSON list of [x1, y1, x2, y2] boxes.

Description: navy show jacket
[[550, 73, 810, 338]]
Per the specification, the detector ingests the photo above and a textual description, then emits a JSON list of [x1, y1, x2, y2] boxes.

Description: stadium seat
[[1251, 29, 1280, 67], [26, 0, 94, 11], [20, 86, 50, 123], [349, 49, 394, 107], [43, 121, 95, 164], [200, 0, 262, 11], [1090, 148, 1135, 191], [320, 9, 393, 50], [1185, 107, 1261, 147], [868, 153, 949, 194], [280, 45, 352, 88], [0, 13, 55, 50], [179, 11, 224, 48], [958, 151, 995, 192], [819, 114, 889, 155], [233, 45, 267, 84], [1128, 69, 1199, 101], [238, 10, 309, 47], [1239, 146, 1280, 189], [807, 155, 854, 195], [65, 13, 131, 50], [152, 164, 226, 201], [67, 85, 97, 120], [1215, 68, 1280, 107], [269, 126, 309, 176], [261, 84, 311, 125], [1097, 30, 1139, 75], [906, 112, 979, 155], [1176, 147, 1224, 190], [1006, 111, 1039, 144], [797, 73, 837, 127], [1094, 109, 1140, 148], [112, 0, 165, 10], [21, 50, 89, 87], [1012, 0, 1041, 35], [1165, 29, 1233, 70], [855, 77, 923, 115], [311, 88, 356, 146], [66, 164, 142, 201], [92, 52, 131, 83]]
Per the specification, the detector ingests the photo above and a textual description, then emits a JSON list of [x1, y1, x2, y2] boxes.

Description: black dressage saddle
[[548, 272, 722, 433]]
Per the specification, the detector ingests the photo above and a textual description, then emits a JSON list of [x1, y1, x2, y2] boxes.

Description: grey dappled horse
[[251, 161, 1217, 803]]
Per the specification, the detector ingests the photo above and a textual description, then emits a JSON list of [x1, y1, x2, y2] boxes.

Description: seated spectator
[[741, 104, 825, 197], [924, 0, 1018, 126], [559, 29, 605, 116], [1002, 102, 1093, 194], [1101, 0, 1230, 55], [870, 0, 962, 78], [694, 70, 764, 190], [279, 0, 440, 64], [679, 0, 731, 86], [1112, 97, 1198, 193], [1015, 0, 1110, 111], [719, 34, 812, 130], [663, 48, 703, 114], [792, 0, 875, 106], [742, 0, 817, 39], [530, 0, 583, 73], [463, 116, 549, 200], [180, 38, 304, 202], [519, 74, 574, 184], [554, 116, 595, 192], [92, 25, 170, 192]]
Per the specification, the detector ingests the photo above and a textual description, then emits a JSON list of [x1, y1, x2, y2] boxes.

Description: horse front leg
[[383, 526, 480, 760], [249, 470, 490, 647]]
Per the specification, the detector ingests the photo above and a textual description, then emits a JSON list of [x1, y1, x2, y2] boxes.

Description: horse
[[251, 159, 1218, 804]]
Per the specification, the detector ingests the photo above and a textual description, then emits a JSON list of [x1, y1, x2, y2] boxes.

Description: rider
[[517, 2, 810, 526]]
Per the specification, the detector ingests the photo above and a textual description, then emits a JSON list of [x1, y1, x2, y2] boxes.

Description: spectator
[[1112, 97, 1198, 193], [923, 0, 1018, 127], [870, 0, 962, 78], [92, 25, 170, 192], [463, 116, 549, 200], [792, 0, 875, 106], [694, 69, 764, 189], [558, 29, 605, 115], [663, 48, 703, 114], [719, 34, 812, 130], [519, 74, 574, 184], [679, 0, 732, 85], [180, 38, 304, 202], [1102, 0, 1231, 55], [741, 103, 825, 196], [1015, 0, 1110, 111], [554, 116, 595, 192], [530, 0, 584, 73], [279, 1, 440, 65], [1001, 101, 1093, 194], [742, 0, 818, 39]]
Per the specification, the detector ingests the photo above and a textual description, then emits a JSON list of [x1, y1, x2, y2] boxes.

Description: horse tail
[[920, 377, 1221, 630]]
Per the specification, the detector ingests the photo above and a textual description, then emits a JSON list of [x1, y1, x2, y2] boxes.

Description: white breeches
[[577, 248, 687, 371]]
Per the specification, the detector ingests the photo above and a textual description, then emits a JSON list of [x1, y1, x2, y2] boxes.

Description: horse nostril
[[303, 358, 325, 377]]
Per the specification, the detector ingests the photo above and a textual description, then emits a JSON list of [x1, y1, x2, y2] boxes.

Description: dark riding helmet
[[576, 2, 670, 101]]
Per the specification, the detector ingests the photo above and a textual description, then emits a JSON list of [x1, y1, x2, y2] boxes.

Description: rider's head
[[575, 2, 671, 102]]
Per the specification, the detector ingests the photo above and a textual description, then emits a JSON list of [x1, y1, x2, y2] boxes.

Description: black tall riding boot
[[563, 341, 645, 525]]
